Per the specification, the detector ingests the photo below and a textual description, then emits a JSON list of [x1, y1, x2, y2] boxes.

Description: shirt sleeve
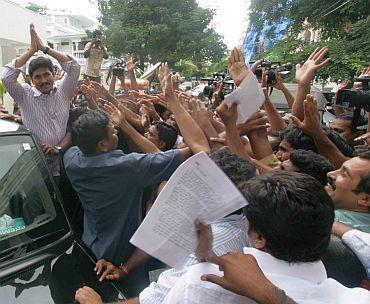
[[84, 42, 91, 52], [59, 56, 81, 100], [342, 229, 370, 276], [1, 59, 28, 106], [132, 149, 182, 188], [260, 154, 281, 168]]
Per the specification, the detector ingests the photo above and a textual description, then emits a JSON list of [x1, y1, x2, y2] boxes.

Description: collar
[[243, 247, 327, 284], [32, 84, 58, 97]]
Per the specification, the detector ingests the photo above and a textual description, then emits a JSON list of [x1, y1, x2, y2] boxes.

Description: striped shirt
[[1, 57, 80, 175], [139, 214, 249, 304]]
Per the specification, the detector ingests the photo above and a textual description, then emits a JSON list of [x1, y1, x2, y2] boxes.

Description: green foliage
[[248, 0, 370, 81], [0, 81, 6, 101], [97, 0, 227, 74], [25, 2, 47, 14]]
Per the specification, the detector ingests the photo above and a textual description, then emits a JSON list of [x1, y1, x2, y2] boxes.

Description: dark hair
[[72, 109, 110, 154], [280, 125, 318, 152], [154, 103, 167, 115], [324, 126, 354, 157], [28, 56, 54, 78], [352, 151, 370, 195], [322, 235, 367, 288], [210, 147, 257, 186], [92, 29, 102, 38], [280, 125, 354, 157], [289, 149, 335, 186], [242, 171, 334, 263], [154, 121, 178, 151], [211, 148, 257, 216]]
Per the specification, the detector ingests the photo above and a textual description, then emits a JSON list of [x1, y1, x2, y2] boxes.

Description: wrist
[[263, 284, 286, 304]]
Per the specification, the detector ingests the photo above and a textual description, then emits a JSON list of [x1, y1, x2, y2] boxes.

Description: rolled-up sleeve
[[1, 59, 27, 105], [342, 229, 370, 276], [59, 56, 81, 100]]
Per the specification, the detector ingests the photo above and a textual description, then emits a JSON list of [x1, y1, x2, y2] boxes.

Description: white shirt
[[139, 214, 249, 304], [164, 247, 370, 304], [342, 229, 370, 277]]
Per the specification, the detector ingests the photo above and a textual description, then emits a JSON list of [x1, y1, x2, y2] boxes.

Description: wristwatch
[[43, 46, 50, 54]]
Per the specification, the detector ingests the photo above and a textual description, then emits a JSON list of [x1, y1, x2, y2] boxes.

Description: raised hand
[[158, 62, 170, 88], [80, 84, 98, 108], [54, 67, 66, 81], [103, 101, 126, 126], [290, 94, 323, 137], [237, 111, 268, 136], [295, 47, 330, 85], [125, 54, 136, 72], [216, 100, 238, 127], [228, 47, 250, 86], [355, 132, 370, 145], [273, 72, 285, 91], [29, 24, 38, 53]]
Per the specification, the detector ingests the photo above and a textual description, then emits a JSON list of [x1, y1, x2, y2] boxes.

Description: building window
[[64, 18, 68, 24]]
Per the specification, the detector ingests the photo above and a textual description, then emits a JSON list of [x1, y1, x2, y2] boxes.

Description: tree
[[98, 0, 227, 72], [25, 2, 47, 15], [248, 0, 370, 82]]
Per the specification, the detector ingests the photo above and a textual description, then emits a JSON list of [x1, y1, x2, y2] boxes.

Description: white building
[[45, 10, 102, 69], [0, 0, 46, 67]]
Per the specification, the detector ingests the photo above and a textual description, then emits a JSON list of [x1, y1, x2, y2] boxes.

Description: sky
[[11, 0, 249, 49]]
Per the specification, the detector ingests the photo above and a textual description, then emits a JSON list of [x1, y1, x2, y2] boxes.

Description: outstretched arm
[[292, 47, 330, 120]]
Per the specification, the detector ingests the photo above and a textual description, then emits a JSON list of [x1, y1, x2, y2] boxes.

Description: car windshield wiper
[[0, 228, 66, 263]]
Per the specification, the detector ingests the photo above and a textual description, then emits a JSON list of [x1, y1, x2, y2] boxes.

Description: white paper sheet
[[225, 72, 265, 124], [130, 152, 248, 269]]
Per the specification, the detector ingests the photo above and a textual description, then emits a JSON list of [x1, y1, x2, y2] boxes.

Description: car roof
[[0, 119, 21, 133], [269, 83, 326, 111]]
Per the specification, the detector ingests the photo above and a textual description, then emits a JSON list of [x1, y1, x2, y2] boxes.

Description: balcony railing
[[72, 50, 85, 59]]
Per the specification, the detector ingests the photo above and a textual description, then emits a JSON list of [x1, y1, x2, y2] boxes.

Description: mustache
[[40, 82, 51, 87], [327, 177, 336, 190]]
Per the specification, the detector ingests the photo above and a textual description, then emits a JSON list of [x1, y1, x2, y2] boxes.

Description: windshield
[[0, 134, 70, 260]]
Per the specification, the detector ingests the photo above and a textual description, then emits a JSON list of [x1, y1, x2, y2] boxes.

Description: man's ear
[[96, 140, 109, 153], [158, 140, 166, 151], [358, 193, 370, 207], [249, 230, 267, 250]]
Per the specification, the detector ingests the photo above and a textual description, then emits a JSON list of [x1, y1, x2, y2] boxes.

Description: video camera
[[251, 60, 293, 86], [112, 58, 125, 77], [336, 76, 370, 112], [201, 72, 235, 100]]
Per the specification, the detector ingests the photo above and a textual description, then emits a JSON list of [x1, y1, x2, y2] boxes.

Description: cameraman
[[83, 29, 109, 83]]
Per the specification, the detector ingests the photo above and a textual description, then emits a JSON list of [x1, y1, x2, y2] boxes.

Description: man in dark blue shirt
[[64, 77, 210, 295]]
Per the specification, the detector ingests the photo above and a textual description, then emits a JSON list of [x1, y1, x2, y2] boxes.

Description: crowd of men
[[1, 24, 370, 304]]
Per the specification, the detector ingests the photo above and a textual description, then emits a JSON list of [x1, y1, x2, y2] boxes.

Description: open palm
[[296, 47, 330, 85], [228, 47, 249, 86]]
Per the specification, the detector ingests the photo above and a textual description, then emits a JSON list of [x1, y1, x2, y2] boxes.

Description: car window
[[0, 135, 69, 250]]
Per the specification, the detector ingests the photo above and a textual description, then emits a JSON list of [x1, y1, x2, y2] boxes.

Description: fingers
[[308, 47, 319, 60], [209, 137, 227, 145], [95, 259, 105, 275], [316, 58, 330, 69], [250, 60, 261, 74], [200, 274, 226, 287], [236, 48, 244, 63], [99, 267, 112, 282], [289, 115, 303, 128], [354, 133, 370, 142], [313, 47, 328, 62]]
